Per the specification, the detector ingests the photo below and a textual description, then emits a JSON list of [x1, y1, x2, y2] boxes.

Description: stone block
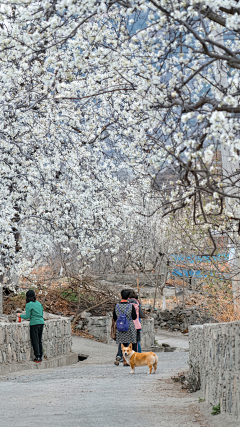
[[90, 317, 105, 326], [5, 328, 9, 344], [8, 327, 13, 344], [58, 343, 63, 355], [56, 322, 62, 338], [80, 311, 91, 319], [77, 321, 83, 329], [151, 313, 158, 319], [172, 324, 180, 330], [7, 344, 12, 362], [160, 322, 167, 327], [47, 324, 53, 340], [0, 328, 4, 345]]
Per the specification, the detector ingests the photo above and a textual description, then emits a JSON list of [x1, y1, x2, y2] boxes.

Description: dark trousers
[[117, 342, 138, 358], [123, 342, 137, 352], [30, 324, 44, 358]]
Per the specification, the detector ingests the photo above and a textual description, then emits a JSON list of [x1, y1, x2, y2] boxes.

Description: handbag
[[110, 318, 117, 340]]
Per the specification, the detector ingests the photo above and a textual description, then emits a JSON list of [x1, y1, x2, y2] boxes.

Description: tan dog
[[121, 344, 158, 374]]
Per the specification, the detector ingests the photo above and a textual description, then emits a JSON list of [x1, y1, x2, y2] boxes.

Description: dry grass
[[177, 281, 240, 323], [3, 274, 119, 320]]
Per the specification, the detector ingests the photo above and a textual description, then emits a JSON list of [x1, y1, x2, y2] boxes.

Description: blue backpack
[[116, 304, 131, 332]]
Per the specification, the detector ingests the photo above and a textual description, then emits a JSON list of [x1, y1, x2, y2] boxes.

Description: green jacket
[[20, 301, 44, 326]]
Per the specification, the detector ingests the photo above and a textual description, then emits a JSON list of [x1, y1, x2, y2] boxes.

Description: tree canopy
[[0, 0, 240, 277]]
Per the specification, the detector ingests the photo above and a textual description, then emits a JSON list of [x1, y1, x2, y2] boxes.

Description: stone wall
[[0, 313, 72, 364], [77, 315, 155, 349], [0, 286, 2, 315], [189, 321, 240, 419], [152, 306, 216, 332]]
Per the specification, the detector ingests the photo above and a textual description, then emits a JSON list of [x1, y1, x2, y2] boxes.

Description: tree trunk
[[182, 270, 185, 308], [153, 257, 163, 310]]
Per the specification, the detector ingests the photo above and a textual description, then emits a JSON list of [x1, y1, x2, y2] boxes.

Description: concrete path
[[72, 335, 117, 364], [0, 335, 238, 427], [155, 329, 189, 350]]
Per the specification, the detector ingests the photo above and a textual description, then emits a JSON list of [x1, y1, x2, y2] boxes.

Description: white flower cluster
[[0, 0, 238, 278]]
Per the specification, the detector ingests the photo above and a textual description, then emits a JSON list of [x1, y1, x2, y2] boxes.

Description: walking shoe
[[34, 358, 40, 363], [116, 356, 121, 361], [114, 360, 119, 366]]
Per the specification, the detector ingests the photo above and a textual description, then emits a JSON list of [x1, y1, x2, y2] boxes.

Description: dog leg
[[148, 365, 153, 374], [130, 365, 135, 374]]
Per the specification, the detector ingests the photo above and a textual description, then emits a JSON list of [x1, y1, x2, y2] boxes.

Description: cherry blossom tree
[[1, 0, 240, 285]]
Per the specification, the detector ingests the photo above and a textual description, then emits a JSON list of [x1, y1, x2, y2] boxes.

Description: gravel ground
[[0, 336, 238, 427]]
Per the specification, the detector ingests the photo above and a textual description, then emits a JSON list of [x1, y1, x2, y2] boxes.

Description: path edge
[[0, 352, 78, 375]]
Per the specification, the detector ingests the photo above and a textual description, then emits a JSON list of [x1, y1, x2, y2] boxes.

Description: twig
[[72, 299, 113, 327]]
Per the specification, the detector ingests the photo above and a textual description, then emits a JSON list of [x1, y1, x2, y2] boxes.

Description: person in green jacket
[[17, 290, 44, 363]]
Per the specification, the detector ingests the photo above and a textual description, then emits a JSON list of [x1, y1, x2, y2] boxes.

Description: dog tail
[[153, 354, 158, 367]]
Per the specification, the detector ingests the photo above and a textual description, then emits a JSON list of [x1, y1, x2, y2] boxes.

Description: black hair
[[121, 289, 130, 300], [26, 290, 36, 303], [128, 289, 138, 299]]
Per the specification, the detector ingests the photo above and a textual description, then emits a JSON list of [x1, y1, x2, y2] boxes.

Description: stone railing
[[77, 315, 155, 349], [189, 321, 240, 419], [0, 313, 72, 364]]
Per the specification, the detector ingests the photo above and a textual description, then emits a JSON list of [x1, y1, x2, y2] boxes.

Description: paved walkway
[[155, 329, 189, 349], [72, 335, 117, 364], [0, 336, 238, 427]]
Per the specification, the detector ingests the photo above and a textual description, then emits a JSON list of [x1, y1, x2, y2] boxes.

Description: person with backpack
[[114, 289, 143, 365], [17, 289, 44, 363], [113, 289, 137, 366]]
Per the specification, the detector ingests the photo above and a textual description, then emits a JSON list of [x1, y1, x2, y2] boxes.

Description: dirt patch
[[147, 378, 210, 427], [156, 378, 239, 426], [164, 378, 239, 427]]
